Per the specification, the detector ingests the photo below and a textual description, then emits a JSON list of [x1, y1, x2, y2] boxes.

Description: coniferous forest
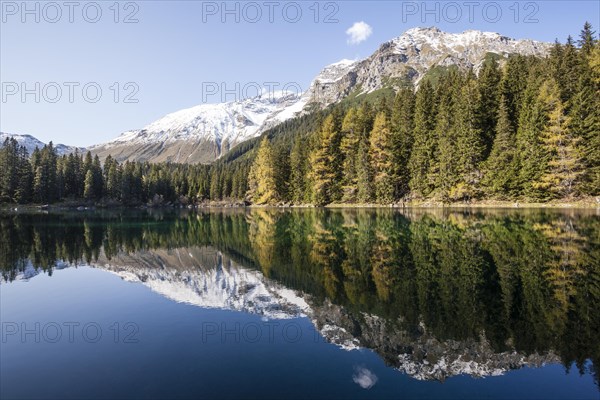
[[1, 24, 598, 207]]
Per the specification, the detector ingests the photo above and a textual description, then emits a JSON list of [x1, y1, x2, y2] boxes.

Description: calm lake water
[[1, 208, 599, 399]]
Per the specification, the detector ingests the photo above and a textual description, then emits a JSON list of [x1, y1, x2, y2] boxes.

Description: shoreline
[[1, 198, 599, 212]]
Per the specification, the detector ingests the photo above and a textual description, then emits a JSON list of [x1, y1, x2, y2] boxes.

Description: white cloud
[[352, 367, 378, 389], [346, 21, 372, 45]]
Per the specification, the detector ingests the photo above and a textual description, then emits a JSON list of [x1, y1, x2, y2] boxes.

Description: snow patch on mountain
[[90, 90, 306, 163], [99, 250, 310, 320], [0, 132, 84, 156]]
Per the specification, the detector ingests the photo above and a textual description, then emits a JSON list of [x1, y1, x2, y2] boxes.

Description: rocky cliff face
[[310, 299, 560, 381], [305, 27, 551, 106]]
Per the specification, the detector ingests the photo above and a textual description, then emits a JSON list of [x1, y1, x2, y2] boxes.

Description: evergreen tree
[[578, 22, 597, 55], [340, 108, 361, 201], [369, 112, 394, 203], [477, 58, 502, 157], [273, 143, 291, 202], [482, 95, 519, 198], [309, 115, 342, 205], [575, 42, 600, 195], [355, 138, 374, 203], [84, 169, 95, 200], [391, 88, 415, 199], [453, 79, 484, 200], [0, 138, 19, 202], [247, 138, 279, 204], [534, 80, 584, 198], [434, 74, 460, 199], [33, 143, 58, 203], [14, 145, 32, 203], [290, 138, 309, 204], [409, 80, 437, 198], [516, 68, 547, 199], [500, 55, 530, 125]]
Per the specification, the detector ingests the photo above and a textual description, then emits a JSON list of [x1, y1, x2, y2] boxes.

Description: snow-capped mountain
[[0, 132, 83, 156], [89, 91, 307, 164], [86, 27, 550, 164]]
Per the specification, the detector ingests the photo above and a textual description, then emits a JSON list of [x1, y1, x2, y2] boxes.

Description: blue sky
[[1, 0, 598, 147]]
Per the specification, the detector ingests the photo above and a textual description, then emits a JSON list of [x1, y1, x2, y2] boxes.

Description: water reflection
[[1, 208, 598, 383]]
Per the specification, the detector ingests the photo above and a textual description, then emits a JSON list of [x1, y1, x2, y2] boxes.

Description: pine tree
[[453, 79, 484, 200], [84, 169, 95, 200], [92, 155, 103, 199], [476, 58, 501, 157], [578, 22, 597, 55], [106, 162, 121, 200], [534, 80, 584, 198], [340, 107, 361, 201], [409, 80, 437, 198], [434, 75, 459, 199], [369, 112, 394, 203], [500, 54, 530, 125], [33, 143, 58, 203], [516, 68, 547, 200], [0, 138, 19, 202], [482, 95, 519, 198], [391, 88, 415, 199], [308, 115, 342, 205], [290, 138, 308, 204], [14, 145, 32, 203], [575, 42, 600, 195], [355, 137, 374, 203], [273, 143, 291, 202], [247, 138, 279, 204]]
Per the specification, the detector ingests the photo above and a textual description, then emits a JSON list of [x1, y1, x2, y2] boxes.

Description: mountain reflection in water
[[1, 208, 598, 384]]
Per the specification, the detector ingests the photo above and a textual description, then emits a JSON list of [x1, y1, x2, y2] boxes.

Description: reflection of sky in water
[[353, 366, 378, 389]]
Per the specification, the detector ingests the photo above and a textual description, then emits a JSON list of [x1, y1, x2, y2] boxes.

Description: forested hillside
[[1, 24, 598, 207]]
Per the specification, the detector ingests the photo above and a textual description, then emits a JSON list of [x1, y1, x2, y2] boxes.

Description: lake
[[1, 208, 598, 399]]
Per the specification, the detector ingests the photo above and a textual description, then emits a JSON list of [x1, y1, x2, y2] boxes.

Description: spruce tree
[[340, 107, 361, 202], [355, 138, 374, 203], [578, 22, 597, 55], [482, 95, 519, 198], [409, 80, 437, 198], [84, 170, 95, 200], [290, 138, 308, 204], [516, 68, 547, 199], [391, 88, 415, 199], [14, 145, 32, 203], [454, 79, 484, 200], [433, 75, 459, 199], [476, 58, 501, 157], [369, 112, 394, 203]]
